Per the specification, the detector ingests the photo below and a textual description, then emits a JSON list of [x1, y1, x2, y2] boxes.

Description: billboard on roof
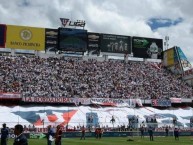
[[45, 28, 58, 52], [58, 28, 87, 52], [100, 34, 131, 54], [87, 32, 100, 55], [6, 25, 45, 51], [132, 36, 163, 59]]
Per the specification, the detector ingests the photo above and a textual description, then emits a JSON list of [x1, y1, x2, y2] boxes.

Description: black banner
[[100, 34, 131, 54], [45, 28, 58, 52], [87, 32, 100, 55], [58, 28, 87, 52], [0, 24, 6, 48], [132, 37, 163, 59]]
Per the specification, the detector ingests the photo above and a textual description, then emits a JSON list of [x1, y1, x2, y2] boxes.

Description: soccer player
[[13, 124, 28, 145], [1, 123, 9, 145], [55, 125, 62, 145]]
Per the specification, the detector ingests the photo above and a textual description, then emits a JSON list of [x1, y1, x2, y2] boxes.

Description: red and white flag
[[151, 62, 161, 70]]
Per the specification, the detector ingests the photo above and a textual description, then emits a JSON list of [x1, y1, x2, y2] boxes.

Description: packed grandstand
[[0, 56, 192, 99]]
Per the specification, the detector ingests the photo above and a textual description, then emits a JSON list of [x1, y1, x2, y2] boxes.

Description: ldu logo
[[20, 29, 32, 41]]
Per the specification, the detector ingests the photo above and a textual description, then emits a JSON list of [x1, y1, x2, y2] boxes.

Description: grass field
[[6, 136, 193, 145]]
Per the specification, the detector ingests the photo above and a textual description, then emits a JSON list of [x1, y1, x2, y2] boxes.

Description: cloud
[[0, 0, 193, 64]]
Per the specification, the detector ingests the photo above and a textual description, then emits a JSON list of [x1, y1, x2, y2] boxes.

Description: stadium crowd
[[0, 56, 192, 99]]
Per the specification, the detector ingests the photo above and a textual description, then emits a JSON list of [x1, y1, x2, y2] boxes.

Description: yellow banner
[[6, 25, 45, 51], [166, 48, 174, 66]]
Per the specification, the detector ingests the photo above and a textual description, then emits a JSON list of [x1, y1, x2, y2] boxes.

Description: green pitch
[[7, 137, 193, 145]]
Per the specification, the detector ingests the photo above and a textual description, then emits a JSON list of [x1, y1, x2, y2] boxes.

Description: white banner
[[0, 92, 21, 99], [90, 98, 138, 107], [0, 105, 191, 128], [22, 97, 142, 107], [170, 98, 182, 103]]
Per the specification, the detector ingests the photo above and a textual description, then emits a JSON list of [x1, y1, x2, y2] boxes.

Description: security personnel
[[1, 123, 9, 145], [13, 124, 28, 145]]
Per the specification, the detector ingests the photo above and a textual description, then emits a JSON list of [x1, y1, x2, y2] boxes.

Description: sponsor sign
[[0, 134, 20, 139], [29, 133, 46, 139], [132, 36, 163, 59], [45, 28, 58, 52], [164, 48, 175, 66], [0, 24, 6, 48], [1, 131, 192, 139], [87, 32, 100, 55], [58, 28, 87, 52], [63, 131, 192, 138], [100, 34, 131, 54], [6, 25, 45, 51], [151, 99, 171, 107]]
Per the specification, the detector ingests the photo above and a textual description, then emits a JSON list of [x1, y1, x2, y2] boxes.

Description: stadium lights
[[164, 36, 169, 50]]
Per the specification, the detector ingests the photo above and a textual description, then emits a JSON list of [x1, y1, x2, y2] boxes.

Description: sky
[[0, 0, 193, 64]]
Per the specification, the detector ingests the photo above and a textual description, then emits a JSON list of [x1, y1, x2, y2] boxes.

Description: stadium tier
[[0, 55, 192, 99]]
